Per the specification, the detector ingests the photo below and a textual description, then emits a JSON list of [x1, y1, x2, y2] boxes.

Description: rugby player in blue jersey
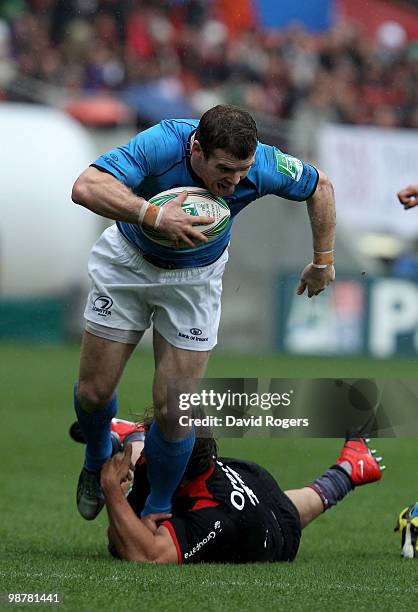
[[71, 105, 336, 521]]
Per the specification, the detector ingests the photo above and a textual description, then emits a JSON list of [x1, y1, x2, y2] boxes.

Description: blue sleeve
[[91, 122, 181, 190], [255, 144, 319, 202]]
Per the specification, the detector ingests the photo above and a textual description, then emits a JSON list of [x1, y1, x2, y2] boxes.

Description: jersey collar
[[186, 129, 207, 188]]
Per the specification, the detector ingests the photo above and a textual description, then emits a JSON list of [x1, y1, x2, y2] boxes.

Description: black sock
[[309, 466, 354, 511]]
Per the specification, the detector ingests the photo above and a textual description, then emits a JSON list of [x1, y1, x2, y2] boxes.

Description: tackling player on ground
[[71, 105, 336, 522], [71, 420, 384, 563]]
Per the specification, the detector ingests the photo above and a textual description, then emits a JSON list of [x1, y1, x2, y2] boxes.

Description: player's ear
[[192, 139, 204, 158]]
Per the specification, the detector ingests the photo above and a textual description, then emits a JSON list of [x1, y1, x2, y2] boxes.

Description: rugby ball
[[142, 187, 230, 247]]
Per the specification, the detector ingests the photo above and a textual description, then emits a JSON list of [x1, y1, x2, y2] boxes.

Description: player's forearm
[[103, 486, 156, 562], [307, 170, 336, 254], [71, 167, 147, 224]]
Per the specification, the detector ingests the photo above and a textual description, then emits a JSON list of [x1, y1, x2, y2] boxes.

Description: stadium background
[[1, 1, 417, 610]]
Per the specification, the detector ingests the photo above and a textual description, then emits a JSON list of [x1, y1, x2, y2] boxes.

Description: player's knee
[[154, 402, 169, 427], [77, 380, 114, 412], [152, 403, 174, 439], [153, 382, 193, 438], [153, 387, 168, 419]]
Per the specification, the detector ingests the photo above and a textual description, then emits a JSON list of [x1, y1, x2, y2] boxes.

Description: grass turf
[[0, 344, 417, 611]]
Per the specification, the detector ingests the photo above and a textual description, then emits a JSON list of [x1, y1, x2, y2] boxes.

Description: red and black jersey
[[127, 457, 301, 564]]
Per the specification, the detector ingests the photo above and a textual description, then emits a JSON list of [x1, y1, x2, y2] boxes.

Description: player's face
[[191, 142, 255, 197]]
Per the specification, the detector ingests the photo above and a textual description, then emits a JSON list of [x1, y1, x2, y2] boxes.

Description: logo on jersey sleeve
[[274, 150, 303, 182]]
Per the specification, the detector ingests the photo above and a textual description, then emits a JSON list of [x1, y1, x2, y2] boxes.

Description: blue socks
[[74, 385, 118, 473], [310, 466, 354, 511], [74, 383, 195, 511], [142, 421, 195, 517]]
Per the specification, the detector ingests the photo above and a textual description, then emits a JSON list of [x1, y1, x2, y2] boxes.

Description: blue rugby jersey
[[92, 119, 319, 269]]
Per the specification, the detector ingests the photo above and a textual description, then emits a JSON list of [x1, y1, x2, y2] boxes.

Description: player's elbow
[[71, 167, 97, 205], [108, 539, 147, 563], [307, 169, 335, 207], [118, 547, 167, 564], [315, 169, 334, 195], [118, 539, 175, 564], [71, 175, 89, 205], [111, 537, 163, 564], [118, 548, 149, 563]]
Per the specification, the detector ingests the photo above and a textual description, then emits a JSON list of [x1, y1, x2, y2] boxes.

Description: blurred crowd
[[1, 0, 418, 131]]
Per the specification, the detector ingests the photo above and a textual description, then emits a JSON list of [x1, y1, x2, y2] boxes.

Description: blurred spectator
[[391, 246, 418, 280], [0, 19, 15, 94], [1, 0, 418, 132]]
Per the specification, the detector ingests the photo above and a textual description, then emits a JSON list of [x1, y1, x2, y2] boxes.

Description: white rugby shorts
[[84, 225, 228, 350]]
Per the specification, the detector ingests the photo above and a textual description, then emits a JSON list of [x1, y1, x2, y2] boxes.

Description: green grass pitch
[[1, 344, 417, 611]]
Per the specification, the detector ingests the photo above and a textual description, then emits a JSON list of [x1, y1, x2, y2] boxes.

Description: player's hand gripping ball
[[143, 187, 230, 248]]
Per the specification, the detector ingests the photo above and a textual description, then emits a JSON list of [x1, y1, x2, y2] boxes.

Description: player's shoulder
[[148, 118, 198, 149], [252, 141, 282, 171], [249, 141, 318, 200], [247, 141, 277, 183], [131, 118, 198, 171], [134, 118, 196, 145], [160, 118, 199, 137]]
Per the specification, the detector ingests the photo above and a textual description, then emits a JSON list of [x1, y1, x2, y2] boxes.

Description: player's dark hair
[[195, 105, 258, 160], [141, 417, 218, 481], [184, 435, 218, 480]]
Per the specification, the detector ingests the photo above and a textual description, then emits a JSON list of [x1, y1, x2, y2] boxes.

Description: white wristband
[[312, 262, 329, 269], [138, 201, 150, 226], [154, 206, 165, 230], [314, 249, 334, 254]]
